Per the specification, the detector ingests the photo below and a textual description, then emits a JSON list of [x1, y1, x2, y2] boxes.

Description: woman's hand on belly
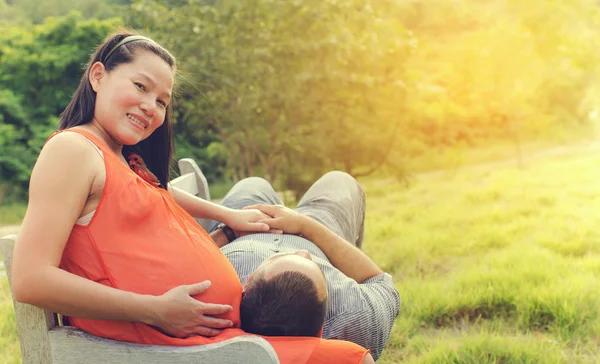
[[149, 280, 234, 338]]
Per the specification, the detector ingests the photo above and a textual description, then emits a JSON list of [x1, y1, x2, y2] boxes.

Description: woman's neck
[[73, 121, 127, 164], [88, 120, 123, 154]]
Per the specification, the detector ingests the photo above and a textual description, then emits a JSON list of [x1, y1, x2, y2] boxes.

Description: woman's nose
[[140, 99, 156, 116]]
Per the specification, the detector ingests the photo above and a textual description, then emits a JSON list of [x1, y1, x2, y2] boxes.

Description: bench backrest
[[171, 158, 212, 231]]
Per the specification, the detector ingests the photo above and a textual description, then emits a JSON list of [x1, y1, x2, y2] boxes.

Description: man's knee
[[321, 171, 360, 188], [233, 176, 274, 192]]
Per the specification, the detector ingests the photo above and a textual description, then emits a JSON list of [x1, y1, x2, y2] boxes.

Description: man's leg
[[207, 177, 284, 233], [294, 171, 366, 249]]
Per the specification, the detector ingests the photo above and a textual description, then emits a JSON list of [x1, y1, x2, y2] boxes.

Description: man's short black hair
[[240, 270, 327, 337]]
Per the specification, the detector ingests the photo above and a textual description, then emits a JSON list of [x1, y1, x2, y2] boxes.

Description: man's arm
[[298, 215, 382, 283], [300, 215, 400, 359], [325, 274, 400, 360], [209, 228, 230, 248], [244, 204, 382, 283]]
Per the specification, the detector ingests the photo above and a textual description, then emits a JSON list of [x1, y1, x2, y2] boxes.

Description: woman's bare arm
[[13, 134, 154, 319], [12, 133, 232, 337], [167, 185, 230, 221], [168, 185, 269, 232]]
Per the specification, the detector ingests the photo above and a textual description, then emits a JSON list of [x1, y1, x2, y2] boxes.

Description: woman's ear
[[89, 62, 106, 93]]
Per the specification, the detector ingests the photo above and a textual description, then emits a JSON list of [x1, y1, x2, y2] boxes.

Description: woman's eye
[[134, 82, 146, 92], [157, 100, 167, 108]]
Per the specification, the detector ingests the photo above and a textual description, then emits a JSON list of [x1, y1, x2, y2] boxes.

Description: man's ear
[[89, 62, 106, 93]]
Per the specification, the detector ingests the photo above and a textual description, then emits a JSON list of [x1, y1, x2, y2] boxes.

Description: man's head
[[240, 250, 328, 337]]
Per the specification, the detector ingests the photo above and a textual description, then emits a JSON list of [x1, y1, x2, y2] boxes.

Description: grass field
[[1, 146, 600, 363], [362, 151, 600, 363]]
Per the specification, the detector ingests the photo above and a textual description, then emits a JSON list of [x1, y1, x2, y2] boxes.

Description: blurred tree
[[388, 0, 600, 164], [130, 0, 413, 193], [3, 0, 600, 203], [0, 13, 120, 199], [0, 0, 26, 25], [7, 0, 124, 24], [507, 0, 600, 126]]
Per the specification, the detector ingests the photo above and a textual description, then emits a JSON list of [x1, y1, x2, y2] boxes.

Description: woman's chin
[[117, 130, 146, 145]]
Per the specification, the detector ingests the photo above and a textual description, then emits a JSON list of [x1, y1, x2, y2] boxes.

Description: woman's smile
[[126, 113, 148, 130]]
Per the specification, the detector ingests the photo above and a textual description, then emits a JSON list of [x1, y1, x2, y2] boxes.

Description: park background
[[1, 0, 600, 362]]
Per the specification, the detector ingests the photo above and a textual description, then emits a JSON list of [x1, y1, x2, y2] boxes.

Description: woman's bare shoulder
[[33, 131, 103, 184], [42, 131, 95, 153]]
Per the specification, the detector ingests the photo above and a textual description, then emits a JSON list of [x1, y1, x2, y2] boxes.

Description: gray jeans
[[208, 171, 366, 249]]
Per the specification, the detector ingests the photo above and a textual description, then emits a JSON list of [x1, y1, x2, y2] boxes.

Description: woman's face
[[89, 50, 174, 146]]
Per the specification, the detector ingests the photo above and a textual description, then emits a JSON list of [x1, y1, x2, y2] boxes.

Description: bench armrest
[[49, 326, 279, 364]]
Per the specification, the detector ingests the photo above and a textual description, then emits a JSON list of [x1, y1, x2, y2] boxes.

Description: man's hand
[[243, 204, 307, 235]]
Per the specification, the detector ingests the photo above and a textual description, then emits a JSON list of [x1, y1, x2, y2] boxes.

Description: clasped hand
[[225, 208, 284, 236], [223, 208, 272, 233], [243, 204, 306, 235]]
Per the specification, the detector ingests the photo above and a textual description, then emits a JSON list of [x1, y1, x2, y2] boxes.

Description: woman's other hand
[[243, 204, 306, 235], [150, 280, 234, 338], [223, 208, 273, 233]]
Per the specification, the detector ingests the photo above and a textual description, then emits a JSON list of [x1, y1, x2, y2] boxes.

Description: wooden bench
[[0, 158, 279, 364]]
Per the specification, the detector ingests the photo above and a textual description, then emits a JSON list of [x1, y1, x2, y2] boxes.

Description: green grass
[[362, 150, 600, 363], [209, 179, 236, 200], [392, 122, 600, 177], [0, 279, 20, 364], [2, 143, 600, 362]]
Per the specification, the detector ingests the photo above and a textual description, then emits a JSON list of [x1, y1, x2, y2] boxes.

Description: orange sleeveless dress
[[57, 129, 369, 364]]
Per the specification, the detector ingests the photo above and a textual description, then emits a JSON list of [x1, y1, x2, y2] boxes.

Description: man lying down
[[208, 171, 401, 360]]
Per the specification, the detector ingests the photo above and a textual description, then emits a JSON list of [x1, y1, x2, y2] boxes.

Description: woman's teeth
[[127, 114, 146, 129]]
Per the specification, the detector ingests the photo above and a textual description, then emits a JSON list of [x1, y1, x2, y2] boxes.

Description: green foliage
[[129, 0, 413, 189], [0, 13, 120, 200], [6, 0, 124, 24], [391, 0, 600, 155], [0, 89, 36, 196], [0, 0, 26, 26], [126, 0, 600, 195], [3, 0, 600, 199]]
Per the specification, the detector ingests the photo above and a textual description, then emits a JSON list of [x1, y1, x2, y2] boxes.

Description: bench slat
[[1, 235, 55, 364]]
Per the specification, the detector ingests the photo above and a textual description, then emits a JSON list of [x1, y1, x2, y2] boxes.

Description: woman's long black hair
[[58, 30, 177, 189]]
